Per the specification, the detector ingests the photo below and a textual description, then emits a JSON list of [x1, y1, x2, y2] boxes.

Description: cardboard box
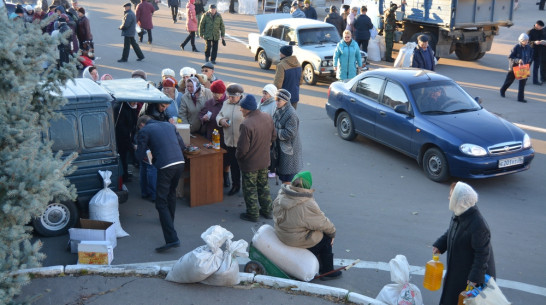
[[78, 241, 114, 265], [175, 123, 191, 146], [68, 219, 116, 253]]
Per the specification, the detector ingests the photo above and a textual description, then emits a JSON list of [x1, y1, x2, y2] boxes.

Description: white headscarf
[[449, 182, 478, 216]]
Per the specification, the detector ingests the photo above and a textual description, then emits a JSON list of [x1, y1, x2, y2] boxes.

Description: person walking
[[168, 0, 180, 23], [118, 3, 145, 63], [180, 0, 199, 52], [236, 95, 276, 222], [411, 34, 436, 71], [272, 89, 302, 184], [383, 3, 398, 62], [136, 0, 155, 44], [135, 115, 186, 252], [272, 171, 342, 280], [333, 30, 363, 81], [527, 20, 545, 85], [199, 4, 225, 64], [500, 33, 533, 103], [324, 5, 344, 37], [217, 84, 245, 196], [432, 181, 495, 305], [273, 46, 303, 109], [352, 6, 373, 53], [76, 7, 92, 49], [302, 0, 317, 20]]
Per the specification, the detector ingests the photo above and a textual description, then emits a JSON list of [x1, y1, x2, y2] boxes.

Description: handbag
[[462, 276, 511, 305], [513, 63, 530, 80]]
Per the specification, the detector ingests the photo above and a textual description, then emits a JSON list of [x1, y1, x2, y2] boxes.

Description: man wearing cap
[[290, 1, 305, 18], [411, 34, 435, 71], [201, 62, 217, 83], [383, 3, 398, 62], [236, 95, 276, 222], [274, 45, 303, 109], [527, 20, 545, 85], [302, 0, 317, 20], [118, 3, 145, 62], [199, 4, 225, 64]]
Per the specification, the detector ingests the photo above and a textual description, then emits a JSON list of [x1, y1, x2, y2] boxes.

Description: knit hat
[[304, 0, 310, 4], [180, 67, 196, 77], [16, 7, 24, 14], [276, 89, 291, 103], [418, 34, 429, 42], [292, 171, 312, 189], [226, 83, 244, 96], [449, 182, 478, 216], [123, 2, 131, 7], [161, 68, 176, 78], [518, 33, 529, 42], [25, 5, 33, 11], [210, 80, 226, 94], [280, 45, 293, 57], [131, 69, 147, 80], [240, 95, 257, 111], [263, 84, 277, 97], [162, 77, 176, 88]]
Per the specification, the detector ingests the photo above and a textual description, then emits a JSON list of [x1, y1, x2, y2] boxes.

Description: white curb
[[13, 265, 64, 276]]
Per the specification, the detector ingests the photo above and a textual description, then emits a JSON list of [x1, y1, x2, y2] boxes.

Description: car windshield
[[298, 27, 340, 45], [410, 81, 481, 114]]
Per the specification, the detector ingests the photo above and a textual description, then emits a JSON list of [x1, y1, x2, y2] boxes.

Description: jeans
[[155, 163, 184, 243], [140, 161, 157, 200]]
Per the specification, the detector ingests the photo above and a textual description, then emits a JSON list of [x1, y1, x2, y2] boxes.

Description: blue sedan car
[[326, 68, 535, 182]]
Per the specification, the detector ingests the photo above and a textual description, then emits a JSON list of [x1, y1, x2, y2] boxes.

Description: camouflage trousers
[[242, 168, 272, 218], [385, 30, 394, 60]]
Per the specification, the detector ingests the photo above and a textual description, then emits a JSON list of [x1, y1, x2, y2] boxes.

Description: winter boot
[[319, 253, 342, 281], [223, 172, 231, 188]]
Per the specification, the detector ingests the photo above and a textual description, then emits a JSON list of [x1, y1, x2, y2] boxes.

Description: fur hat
[[449, 182, 478, 216], [226, 83, 244, 96], [180, 67, 196, 77], [131, 69, 147, 80], [276, 89, 291, 103], [210, 80, 226, 94], [161, 68, 176, 78], [162, 77, 176, 88], [263, 84, 277, 97], [280, 45, 293, 57], [240, 95, 257, 111]]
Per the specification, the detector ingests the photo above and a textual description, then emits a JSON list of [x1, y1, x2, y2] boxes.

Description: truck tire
[[32, 200, 79, 237], [455, 43, 481, 61]]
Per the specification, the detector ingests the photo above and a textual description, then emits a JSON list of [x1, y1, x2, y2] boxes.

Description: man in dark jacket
[[118, 2, 145, 62], [135, 115, 186, 252], [411, 34, 435, 71], [114, 101, 138, 182], [168, 0, 179, 23], [527, 20, 544, 85], [302, 0, 317, 19], [273, 45, 303, 109], [352, 6, 373, 52], [236, 95, 276, 222], [324, 5, 343, 36], [136, 0, 155, 44]]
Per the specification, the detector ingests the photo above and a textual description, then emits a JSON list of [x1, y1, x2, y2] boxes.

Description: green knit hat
[[292, 171, 312, 189]]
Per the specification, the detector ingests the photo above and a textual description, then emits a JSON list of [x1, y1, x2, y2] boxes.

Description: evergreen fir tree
[[0, 9, 77, 304]]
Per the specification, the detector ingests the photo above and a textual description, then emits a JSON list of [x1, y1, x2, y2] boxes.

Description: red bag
[[513, 64, 530, 80]]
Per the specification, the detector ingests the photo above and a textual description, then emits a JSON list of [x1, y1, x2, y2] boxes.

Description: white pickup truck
[[248, 15, 367, 85]]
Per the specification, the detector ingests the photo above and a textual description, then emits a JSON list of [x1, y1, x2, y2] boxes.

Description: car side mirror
[[474, 96, 482, 105], [394, 104, 411, 116], [289, 41, 296, 46]]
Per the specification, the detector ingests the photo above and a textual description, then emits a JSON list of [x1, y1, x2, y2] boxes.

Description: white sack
[[166, 225, 233, 283], [252, 225, 319, 282], [89, 170, 129, 238], [202, 239, 249, 286], [377, 35, 386, 60], [464, 277, 511, 305], [367, 38, 381, 62], [376, 255, 424, 305], [394, 42, 417, 68]]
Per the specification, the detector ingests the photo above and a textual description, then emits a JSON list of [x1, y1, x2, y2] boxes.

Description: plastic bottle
[[212, 129, 220, 150], [423, 255, 444, 291]]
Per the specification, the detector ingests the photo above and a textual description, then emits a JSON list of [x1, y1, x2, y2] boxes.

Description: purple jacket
[[136, 1, 155, 30]]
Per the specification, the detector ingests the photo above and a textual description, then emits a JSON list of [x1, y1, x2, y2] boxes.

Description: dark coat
[[136, 0, 155, 30], [114, 102, 138, 150], [303, 6, 317, 20], [527, 27, 545, 59], [353, 13, 373, 41], [412, 46, 436, 71], [198, 95, 226, 141], [139, 103, 171, 122], [77, 15, 93, 43], [273, 55, 303, 103], [433, 206, 496, 305], [168, 0, 180, 7], [507, 43, 533, 70], [324, 12, 344, 36], [236, 110, 276, 173], [120, 9, 136, 37], [135, 120, 185, 169]]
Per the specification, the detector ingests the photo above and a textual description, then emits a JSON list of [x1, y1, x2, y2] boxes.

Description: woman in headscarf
[[216, 83, 245, 195], [432, 182, 496, 305], [82, 66, 99, 82], [500, 33, 533, 103], [273, 171, 342, 280], [179, 76, 213, 134]]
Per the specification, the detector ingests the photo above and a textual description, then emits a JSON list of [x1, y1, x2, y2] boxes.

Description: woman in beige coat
[[272, 171, 342, 280], [216, 83, 245, 195], [179, 76, 213, 134]]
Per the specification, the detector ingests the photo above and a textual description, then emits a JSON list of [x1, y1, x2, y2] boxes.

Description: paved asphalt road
[[22, 0, 546, 304]]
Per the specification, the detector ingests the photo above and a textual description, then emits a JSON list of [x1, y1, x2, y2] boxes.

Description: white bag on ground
[[201, 239, 249, 286], [394, 42, 417, 68], [89, 170, 129, 238], [252, 224, 319, 282], [377, 35, 386, 60], [376, 255, 424, 305], [166, 225, 233, 283], [367, 38, 381, 62]]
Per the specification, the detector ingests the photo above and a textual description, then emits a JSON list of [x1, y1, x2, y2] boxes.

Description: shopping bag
[[513, 64, 530, 80], [463, 276, 510, 305]]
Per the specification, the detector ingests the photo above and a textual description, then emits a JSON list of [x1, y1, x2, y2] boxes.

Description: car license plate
[[498, 156, 524, 168]]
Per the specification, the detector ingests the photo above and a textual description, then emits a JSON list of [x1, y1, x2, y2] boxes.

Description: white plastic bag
[[367, 38, 381, 62], [394, 42, 417, 68], [376, 255, 424, 305], [377, 35, 386, 60], [252, 225, 319, 282], [89, 170, 129, 238], [166, 225, 233, 283], [370, 26, 378, 39], [464, 277, 510, 305], [201, 239, 249, 286]]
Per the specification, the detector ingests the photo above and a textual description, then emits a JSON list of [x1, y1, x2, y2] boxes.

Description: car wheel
[[244, 261, 267, 275], [32, 201, 79, 237], [281, 4, 290, 13], [258, 50, 272, 70], [422, 148, 450, 182], [336, 111, 356, 141], [303, 63, 317, 85]]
